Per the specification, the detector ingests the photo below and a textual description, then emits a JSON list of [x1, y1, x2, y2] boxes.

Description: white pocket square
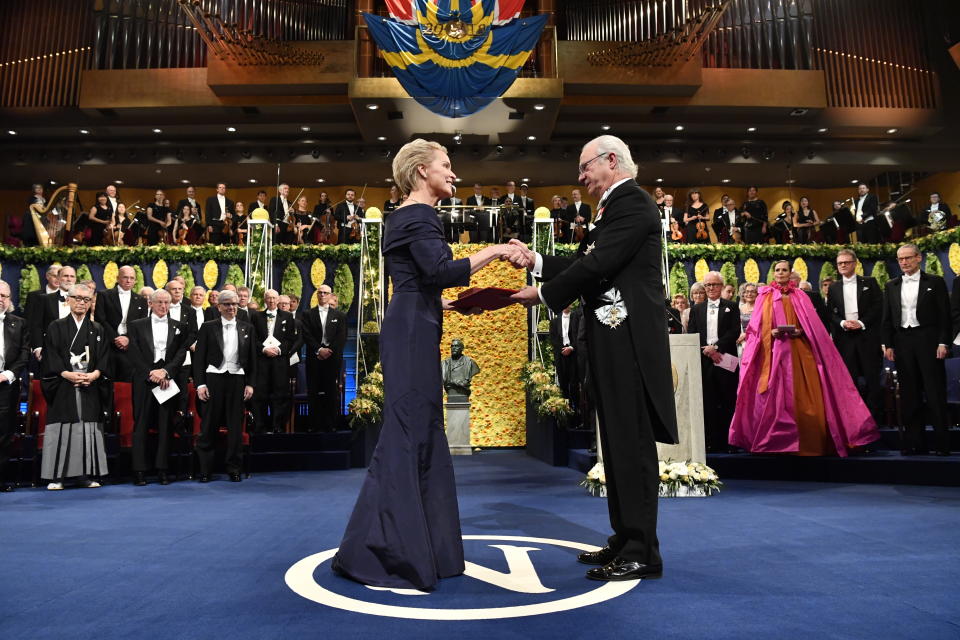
[[724, 307, 731, 312], [863, 287, 869, 291], [927, 287, 933, 291]]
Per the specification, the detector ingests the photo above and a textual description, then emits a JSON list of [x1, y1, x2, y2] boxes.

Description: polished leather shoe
[[577, 546, 618, 566], [935, 450, 951, 457], [133, 472, 147, 487], [0, 483, 13, 493], [158, 472, 170, 485], [198, 474, 211, 483], [229, 473, 241, 482], [586, 557, 663, 581]]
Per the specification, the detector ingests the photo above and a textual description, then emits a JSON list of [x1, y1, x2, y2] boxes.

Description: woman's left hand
[[442, 297, 483, 315]]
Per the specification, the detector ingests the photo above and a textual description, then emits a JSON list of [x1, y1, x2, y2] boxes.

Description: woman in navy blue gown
[[332, 139, 521, 591]]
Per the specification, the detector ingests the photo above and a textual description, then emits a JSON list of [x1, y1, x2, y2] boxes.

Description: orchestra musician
[[248, 190, 268, 216], [205, 182, 234, 245], [793, 196, 819, 244], [741, 186, 768, 244], [563, 189, 591, 244], [682, 189, 710, 244], [334, 188, 362, 245], [383, 185, 401, 214], [771, 201, 795, 244], [86, 192, 114, 246], [270, 183, 296, 245], [294, 196, 313, 244], [232, 201, 248, 246], [852, 183, 879, 243], [175, 186, 202, 225], [146, 192, 172, 245], [105, 184, 119, 216], [924, 192, 955, 232], [466, 183, 491, 242], [713, 196, 742, 244], [19, 183, 46, 246], [173, 203, 204, 245]]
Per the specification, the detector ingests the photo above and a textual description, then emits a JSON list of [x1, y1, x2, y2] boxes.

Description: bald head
[[117, 265, 136, 291]]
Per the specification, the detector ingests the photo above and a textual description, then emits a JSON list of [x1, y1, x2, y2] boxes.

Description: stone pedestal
[[445, 399, 473, 456], [656, 334, 706, 465]]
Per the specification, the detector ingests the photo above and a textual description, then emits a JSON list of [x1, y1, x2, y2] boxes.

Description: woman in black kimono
[[40, 283, 111, 490], [332, 139, 521, 591]]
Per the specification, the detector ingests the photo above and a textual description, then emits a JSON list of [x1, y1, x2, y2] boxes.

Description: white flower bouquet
[[580, 460, 723, 498]]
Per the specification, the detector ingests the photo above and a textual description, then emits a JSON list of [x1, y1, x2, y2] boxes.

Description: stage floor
[[1, 451, 958, 639]]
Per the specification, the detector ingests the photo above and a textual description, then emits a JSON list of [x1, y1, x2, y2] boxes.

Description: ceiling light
[[181, 179, 190, 184], [817, 127, 828, 133], [656, 178, 664, 183], [152, 128, 162, 133], [79, 129, 90, 134], [454, 178, 462, 182], [601, 124, 611, 131], [886, 128, 898, 134], [114, 180, 123, 185], [385, 178, 393, 182], [248, 178, 257, 183], [851, 179, 859, 184], [527, 135, 536, 141], [7, 130, 16, 135], [377, 136, 386, 141], [301, 126, 311, 132], [785, 179, 796, 184], [674, 125, 684, 131], [49, 180, 56, 185], [533, 103, 545, 111], [722, 178, 731, 183], [366, 103, 379, 110], [226, 126, 237, 132], [747, 127, 756, 132], [316, 178, 325, 183], [522, 178, 530, 182]]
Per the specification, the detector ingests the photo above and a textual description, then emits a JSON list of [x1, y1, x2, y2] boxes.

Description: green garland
[[669, 262, 689, 297], [224, 264, 244, 289], [719, 262, 738, 288], [281, 262, 303, 299], [133, 265, 145, 292], [76, 264, 93, 284], [177, 263, 196, 293], [925, 253, 944, 277], [819, 261, 839, 284], [19, 266, 39, 310], [765, 262, 777, 284], [333, 263, 355, 311], [870, 261, 890, 288], [0, 243, 361, 265]]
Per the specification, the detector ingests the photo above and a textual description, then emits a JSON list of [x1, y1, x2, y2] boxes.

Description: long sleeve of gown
[[409, 234, 471, 289]]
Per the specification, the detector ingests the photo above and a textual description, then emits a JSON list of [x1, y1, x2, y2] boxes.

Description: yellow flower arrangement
[[441, 244, 528, 447]]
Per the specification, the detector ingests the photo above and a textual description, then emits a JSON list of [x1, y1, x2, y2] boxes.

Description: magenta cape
[[728, 284, 879, 456]]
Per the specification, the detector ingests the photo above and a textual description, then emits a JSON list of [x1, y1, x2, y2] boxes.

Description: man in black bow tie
[[94, 265, 149, 382], [193, 290, 256, 482], [126, 289, 190, 486], [300, 285, 348, 432], [511, 135, 679, 582], [252, 289, 297, 434], [31, 265, 77, 361], [0, 281, 29, 492]]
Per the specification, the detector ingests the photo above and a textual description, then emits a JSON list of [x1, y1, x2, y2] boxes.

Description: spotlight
[[817, 127, 828, 133], [311, 148, 320, 159], [152, 128, 162, 134], [674, 125, 684, 131], [453, 131, 462, 145], [601, 124, 611, 131], [887, 128, 898, 134], [527, 135, 536, 141], [722, 178, 731, 183], [656, 178, 664, 183], [533, 104, 545, 111], [377, 136, 387, 142], [740, 146, 751, 159], [301, 126, 311, 132], [79, 129, 90, 134], [7, 130, 16, 135], [495, 145, 503, 155], [226, 126, 237, 132], [747, 127, 757, 132], [248, 178, 257, 183], [366, 103, 379, 110]]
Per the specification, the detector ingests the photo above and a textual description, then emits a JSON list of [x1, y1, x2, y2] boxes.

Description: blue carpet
[[1, 451, 958, 639]]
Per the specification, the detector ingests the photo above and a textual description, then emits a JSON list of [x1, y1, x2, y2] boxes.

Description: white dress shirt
[[855, 195, 869, 222], [151, 314, 168, 362], [265, 310, 277, 338], [217, 194, 227, 220], [168, 302, 181, 321], [900, 272, 921, 328], [58, 290, 72, 319], [205, 318, 244, 375], [0, 314, 12, 383], [118, 288, 132, 335], [317, 306, 330, 347], [561, 311, 571, 347], [841, 276, 864, 328], [706, 300, 720, 346]]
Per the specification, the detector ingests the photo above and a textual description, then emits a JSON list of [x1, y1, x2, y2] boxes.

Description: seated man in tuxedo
[[252, 289, 297, 434], [126, 289, 190, 486], [687, 271, 741, 452], [0, 281, 29, 492], [193, 290, 256, 482], [300, 285, 348, 432]]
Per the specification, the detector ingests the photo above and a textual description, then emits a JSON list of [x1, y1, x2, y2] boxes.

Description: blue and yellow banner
[[363, 1, 547, 117]]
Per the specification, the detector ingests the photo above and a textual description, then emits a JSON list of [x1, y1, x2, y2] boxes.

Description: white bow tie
[[152, 317, 166, 324]]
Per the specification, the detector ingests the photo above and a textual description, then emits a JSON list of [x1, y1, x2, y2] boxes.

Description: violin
[[317, 209, 339, 245], [573, 220, 586, 243], [696, 220, 709, 240], [670, 219, 684, 241]]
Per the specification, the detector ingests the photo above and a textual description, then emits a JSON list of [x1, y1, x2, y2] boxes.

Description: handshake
[[496, 239, 536, 270]]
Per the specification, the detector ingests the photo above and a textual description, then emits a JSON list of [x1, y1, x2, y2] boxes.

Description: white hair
[[590, 135, 638, 178], [150, 289, 171, 303]]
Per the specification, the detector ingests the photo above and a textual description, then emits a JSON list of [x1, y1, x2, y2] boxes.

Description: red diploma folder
[[449, 287, 519, 311]]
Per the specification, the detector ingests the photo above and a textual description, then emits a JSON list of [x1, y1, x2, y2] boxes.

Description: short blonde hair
[[392, 138, 447, 196]]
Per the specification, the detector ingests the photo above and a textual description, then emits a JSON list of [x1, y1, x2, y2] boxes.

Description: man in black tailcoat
[[881, 243, 952, 455], [94, 265, 148, 382], [0, 281, 29, 492], [300, 284, 348, 432], [827, 249, 884, 422], [204, 182, 235, 245], [251, 289, 297, 434], [549, 305, 582, 407], [125, 289, 190, 486], [687, 270, 740, 452], [511, 135, 679, 582], [193, 290, 256, 482]]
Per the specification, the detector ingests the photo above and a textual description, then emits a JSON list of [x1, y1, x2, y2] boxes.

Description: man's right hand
[[114, 336, 130, 350], [884, 347, 895, 361], [561, 346, 574, 356], [317, 348, 332, 360], [197, 385, 210, 401], [33, 348, 42, 361]]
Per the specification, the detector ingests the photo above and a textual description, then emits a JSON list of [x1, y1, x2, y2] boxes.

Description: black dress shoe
[[0, 483, 13, 493], [158, 472, 170, 485], [198, 474, 211, 483], [935, 450, 951, 457], [577, 546, 618, 566], [133, 472, 147, 487], [229, 473, 241, 482], [586, 557, 663, 581]]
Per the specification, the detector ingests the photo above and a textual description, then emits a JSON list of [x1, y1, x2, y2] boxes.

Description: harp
[[28, 182, 78, 247]]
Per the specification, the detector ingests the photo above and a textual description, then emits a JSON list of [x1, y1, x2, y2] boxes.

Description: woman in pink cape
[[729, 260, 879, 456]]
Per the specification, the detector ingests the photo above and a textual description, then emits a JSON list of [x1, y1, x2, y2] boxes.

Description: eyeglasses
[[897, 254, 920, 262], [219, 302, 238, 307], [836, 260, 855, 266], [0, 293, 8, 299], [578, 153, 607, 175], [318, 291, 331, 296], [70, 296, 93, 303], [704, 283, 723, 288]]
